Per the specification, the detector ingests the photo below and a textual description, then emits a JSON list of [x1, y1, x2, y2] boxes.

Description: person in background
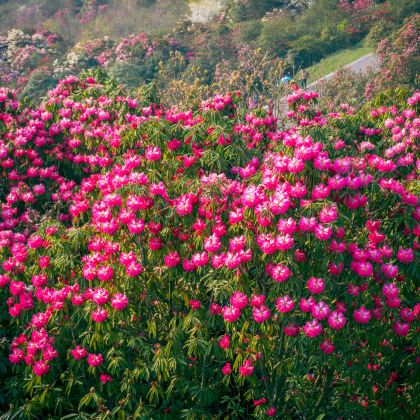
[[249, 91, 259, 109], [263, 99, 274, 113], [300, 69, 308, 89]]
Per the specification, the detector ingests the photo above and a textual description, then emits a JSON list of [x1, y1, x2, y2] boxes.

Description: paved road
[[308, 52, 379, 88], [273, 53, 379, 118]]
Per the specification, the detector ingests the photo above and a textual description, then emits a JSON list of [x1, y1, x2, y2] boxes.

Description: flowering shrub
[[375, 14, 420, 91], [0, 26, 184, 98], [0, 73, 419, 418], [0, 29, 62, 92], [315, 67, 377, 110], [311, 14, 419, 112]]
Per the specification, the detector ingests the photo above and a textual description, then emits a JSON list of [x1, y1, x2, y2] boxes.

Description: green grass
[[305, 40, 373, 83]]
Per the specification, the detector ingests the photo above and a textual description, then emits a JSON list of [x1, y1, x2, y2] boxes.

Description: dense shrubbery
[[1, 0, 418, 100], [315, 67, 376, 110], [375, 14, 420, 91], [0, 71, 418, 418]]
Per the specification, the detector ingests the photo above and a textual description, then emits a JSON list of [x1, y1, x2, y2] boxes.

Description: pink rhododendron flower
[[250, 294, 265, 307], [307, 277, 325, 294], [230, 291, 248, 309], [382, 283, 399, 298], [253, 397, 267, 406], [33, 360, 50, 376], [320, 340, 335, 354], [71, 345, 87, 360], [397, 247, 414, 263], [400, 307, 414, 323], [239, 358, 254, 376], [303, 319, 322, 338], [222, 305, 241, 323], [393, 321, 409, 336], [87, 353, 103, 367], [222, 362, 232, 375], [311, 301, 330, 320], [111, 293, 128, 310], [283, 323, 299, 336], [328, 311, 346, 330], [276, 295, 295, 313], [189, 299, 202, 310], [266, 407, 277, 417], [210, 303, 222, 315], [145, 146, 162, 161], [353, 307, 371, 324], [39, 256, 50, 268], [164, 251, 180, 267], [268, 263, 292, 282], [100, 373, 112, 384], [92, 308, 108, 323], [219, 335, 230, 349], [252, 305, 270, 323]]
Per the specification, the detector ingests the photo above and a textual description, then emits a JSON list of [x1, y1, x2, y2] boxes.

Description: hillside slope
[[0, 0, 417, 104], [0, 0, 229, 41]]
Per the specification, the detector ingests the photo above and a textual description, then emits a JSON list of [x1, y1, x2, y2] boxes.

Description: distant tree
[[290, 34, 325, 67], [319, 23, 351, 53], [137, 0, 156, 6], [108, 62, 145, 89], [228, 0, 286, 22], [284, 0, 315, 14], [21, 70, 58, 100], [237, 19, 262, 43], [257, 11, 295, 55], [375, 14, 420, 90], [365, 19, 397, 47], [387, 0, 420, 22]]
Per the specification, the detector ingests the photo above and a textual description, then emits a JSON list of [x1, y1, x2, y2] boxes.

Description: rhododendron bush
[[0, 73, 419, 418]]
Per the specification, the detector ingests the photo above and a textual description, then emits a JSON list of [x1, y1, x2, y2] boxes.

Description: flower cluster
[[0, 75, 418, 417]]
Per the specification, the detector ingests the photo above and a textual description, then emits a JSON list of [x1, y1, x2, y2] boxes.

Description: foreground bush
[[0, 74, 419, 418]]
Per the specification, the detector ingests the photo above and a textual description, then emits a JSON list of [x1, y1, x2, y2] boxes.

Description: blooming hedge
[[0, 73, 419, 418]]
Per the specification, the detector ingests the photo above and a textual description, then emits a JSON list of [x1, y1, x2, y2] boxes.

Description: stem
[[200, 354, 206, 389]]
